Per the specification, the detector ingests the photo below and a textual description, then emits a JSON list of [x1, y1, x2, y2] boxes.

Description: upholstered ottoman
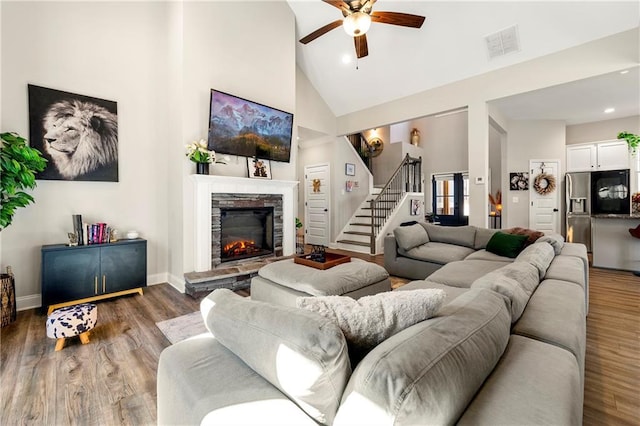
[[251, 258, 391, 307], [46, 303, 97, 351]]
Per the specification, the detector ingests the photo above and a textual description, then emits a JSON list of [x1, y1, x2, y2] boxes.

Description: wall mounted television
[[207, 89, 294, 163]]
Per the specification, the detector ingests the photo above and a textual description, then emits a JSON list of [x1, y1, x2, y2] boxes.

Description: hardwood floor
[[1, 258, 638, 425]]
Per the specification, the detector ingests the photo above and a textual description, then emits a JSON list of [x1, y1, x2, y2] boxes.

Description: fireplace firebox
[[220, 207, 274, 263]]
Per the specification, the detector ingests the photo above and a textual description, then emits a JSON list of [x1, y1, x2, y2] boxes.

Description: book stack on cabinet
[[72, 214, 113, 245]]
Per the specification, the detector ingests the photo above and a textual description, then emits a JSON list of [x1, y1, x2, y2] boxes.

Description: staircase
[[336, 154, 422, 254]]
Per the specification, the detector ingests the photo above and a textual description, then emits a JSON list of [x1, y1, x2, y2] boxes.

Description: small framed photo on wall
[[509, 172, 529, 190], [247, 157, 272, 179], [345, 163, 355, 176], [410, 199, 421, 216]]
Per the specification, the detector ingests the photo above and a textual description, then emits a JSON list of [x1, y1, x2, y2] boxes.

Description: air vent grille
[[485, 25, 520, 59]]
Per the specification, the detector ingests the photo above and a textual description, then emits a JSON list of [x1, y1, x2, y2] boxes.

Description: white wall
[[566, 115, 640, 145], [504, 120, 566, 229], [1, 2, 172, 307]]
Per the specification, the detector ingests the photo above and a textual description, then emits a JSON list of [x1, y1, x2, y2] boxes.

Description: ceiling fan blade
[[354, 34, 368, 58], [299, 19, 344, 44], [322, 0, 350, 13], [371, 11, 426, 28]]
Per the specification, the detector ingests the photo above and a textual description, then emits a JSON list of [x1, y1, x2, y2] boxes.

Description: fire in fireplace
[[220, 207, 274, 263]]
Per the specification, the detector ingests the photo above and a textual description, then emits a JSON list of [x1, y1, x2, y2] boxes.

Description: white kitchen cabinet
[[566, 140, 630, 172], [566, 144, 596, 171]]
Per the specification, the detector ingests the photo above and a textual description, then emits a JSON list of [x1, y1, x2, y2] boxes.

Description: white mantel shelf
[[189, 174, 299, 272]]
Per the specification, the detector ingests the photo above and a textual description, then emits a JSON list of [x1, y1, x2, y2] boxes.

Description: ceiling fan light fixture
[[343, 12, 371, 37]]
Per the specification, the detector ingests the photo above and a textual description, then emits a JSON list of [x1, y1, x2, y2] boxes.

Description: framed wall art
[[345, 163, 355, 176], [247, 157, 272, 179], [28, 84, 119, 182], [509, 172, 529, 190]]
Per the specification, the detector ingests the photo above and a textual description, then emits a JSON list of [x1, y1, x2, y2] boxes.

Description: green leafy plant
[[0, 132, 47, 229], [618, 131, 639, 154], [295, 217, 303, 229]]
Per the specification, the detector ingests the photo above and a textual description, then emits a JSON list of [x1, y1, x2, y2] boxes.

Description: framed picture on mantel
[[247, 157, 272, 180]]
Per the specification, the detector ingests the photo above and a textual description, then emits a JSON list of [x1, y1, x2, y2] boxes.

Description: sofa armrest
[[384, 233, 399, 261]]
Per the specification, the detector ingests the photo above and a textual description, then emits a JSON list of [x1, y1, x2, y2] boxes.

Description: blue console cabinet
[[41, 239, 147, 313]]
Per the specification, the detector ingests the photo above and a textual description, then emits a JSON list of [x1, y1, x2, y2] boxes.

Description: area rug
[[156, 311, 207, 344]]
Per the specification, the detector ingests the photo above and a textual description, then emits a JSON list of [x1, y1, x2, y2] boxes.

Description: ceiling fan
[[299, 0, 426, 59]]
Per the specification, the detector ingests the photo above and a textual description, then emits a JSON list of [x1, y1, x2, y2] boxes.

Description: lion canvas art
[[28, 85, 118, 181]]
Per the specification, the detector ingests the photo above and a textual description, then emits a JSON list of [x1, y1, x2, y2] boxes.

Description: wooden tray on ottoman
[[294, 252, 351, 270]]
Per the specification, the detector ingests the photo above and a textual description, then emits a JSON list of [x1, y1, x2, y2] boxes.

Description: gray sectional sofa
[[157, 223, 588, 425]]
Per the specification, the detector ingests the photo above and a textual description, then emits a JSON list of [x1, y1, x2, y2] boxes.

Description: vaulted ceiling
[[288, 1, 640, 123]]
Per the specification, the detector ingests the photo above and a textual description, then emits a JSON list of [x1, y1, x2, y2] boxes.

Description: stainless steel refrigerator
[[566, 172, 591, 251]]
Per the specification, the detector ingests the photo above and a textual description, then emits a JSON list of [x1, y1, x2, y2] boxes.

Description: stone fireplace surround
[[190, 175, 298, 273]]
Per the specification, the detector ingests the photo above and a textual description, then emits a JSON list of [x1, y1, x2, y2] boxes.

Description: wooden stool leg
[[55, 338, 65, 351], [79, 331, 90, 345]]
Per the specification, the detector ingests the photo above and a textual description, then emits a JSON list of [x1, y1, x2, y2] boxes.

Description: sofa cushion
[[297, 289, 445, 353], [394, 280, 470, 306], [537, 233, 565, 254], [401, 241, 475, 265], [458, 335, 582, 426], [465, 249, 514, 263], [486, 232, 528, 258], [201, 289, 351, 425], [427, 259, 508, 288], [472, 262, 540, 323], [512, 279, 586, 373], [393, 223, 429, 251], [515, 241, 555, 278], [333, 289, 511, 426], [474, 227, 500, 249], [157, 335, 317, 426], [545, 256, 586, 289], [422, 223, 477, 248]]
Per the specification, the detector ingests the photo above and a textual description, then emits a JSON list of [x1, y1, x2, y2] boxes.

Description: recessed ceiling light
[[341, 54, 351, 64], [620, 70, 629, 74], [604, 108, 615, 114]]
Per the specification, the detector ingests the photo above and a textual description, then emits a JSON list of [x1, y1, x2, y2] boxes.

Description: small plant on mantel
[[0, 132, 47, 229], [618, 131, 639, 154]]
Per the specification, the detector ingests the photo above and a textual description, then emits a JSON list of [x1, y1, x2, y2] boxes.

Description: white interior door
[[304, 163, 330, 246], [529, 160, 561, 233]]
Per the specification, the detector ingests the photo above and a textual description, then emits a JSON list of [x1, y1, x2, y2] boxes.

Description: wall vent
[[485, 25, 520, 59]]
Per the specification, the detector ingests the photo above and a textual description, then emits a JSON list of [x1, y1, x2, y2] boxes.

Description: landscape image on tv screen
[[207, 90, 294, 163]]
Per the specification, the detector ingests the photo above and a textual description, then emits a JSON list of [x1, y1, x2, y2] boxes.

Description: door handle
[[94, 277, 98, 295], [553, 208, 559, 212], [324, 208, 328, 212], [102, 275, 106, 293]]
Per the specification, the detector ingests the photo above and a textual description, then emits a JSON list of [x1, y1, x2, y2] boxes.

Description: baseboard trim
[[167, 273, 185, 293], [147, 272, 168, 286], [17, 294, 42, 311]]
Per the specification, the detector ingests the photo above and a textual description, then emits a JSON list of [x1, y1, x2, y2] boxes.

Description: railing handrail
[[372, 154, 420, 203], [369, 154, 422, 253]]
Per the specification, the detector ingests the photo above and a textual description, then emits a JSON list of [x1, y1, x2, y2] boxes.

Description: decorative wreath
[[533, 173, 556, 195]]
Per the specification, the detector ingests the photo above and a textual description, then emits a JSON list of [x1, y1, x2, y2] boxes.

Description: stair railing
[[347, 133, 374, 173], [369, 154, 422, 253]]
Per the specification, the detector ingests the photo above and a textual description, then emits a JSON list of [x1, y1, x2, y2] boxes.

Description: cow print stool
[[46, 303, 97, 351]]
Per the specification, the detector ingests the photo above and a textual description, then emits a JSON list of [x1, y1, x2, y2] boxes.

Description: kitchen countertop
[[591, 214, 640, 220]]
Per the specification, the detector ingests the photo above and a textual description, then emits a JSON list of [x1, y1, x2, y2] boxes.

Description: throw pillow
[[486, 232, 529, 258], [394, 223, 430, 251], [504, 227, 544, 246], [202, 289, 351, 425], [296, 289, 446, 354]]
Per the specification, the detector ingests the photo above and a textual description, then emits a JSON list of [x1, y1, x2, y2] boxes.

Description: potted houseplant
[[1, 132, 47, 327], [0, 132, 47, 229], [295, 217, 304, 254], [185, 139, 229, 175], [618, 131, 639, 154]]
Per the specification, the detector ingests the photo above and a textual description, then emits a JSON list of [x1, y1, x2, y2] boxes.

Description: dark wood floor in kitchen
[[1, 253, 638, 425]]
